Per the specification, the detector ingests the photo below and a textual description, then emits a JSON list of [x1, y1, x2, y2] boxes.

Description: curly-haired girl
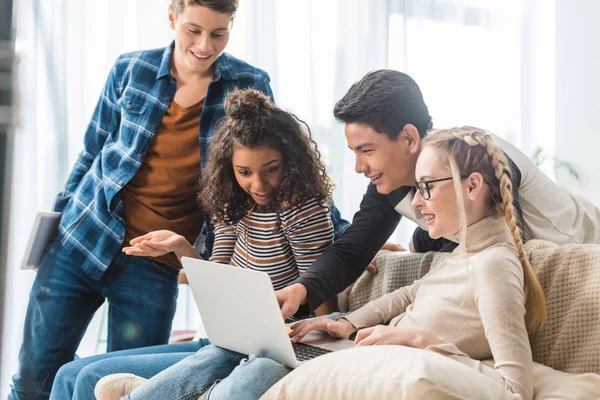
[[122, 88, 335, 302], [82, 89, 338, 400]]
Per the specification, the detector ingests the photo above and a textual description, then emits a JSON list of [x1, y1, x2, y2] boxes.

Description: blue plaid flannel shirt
[[53, 42, 349, 279]]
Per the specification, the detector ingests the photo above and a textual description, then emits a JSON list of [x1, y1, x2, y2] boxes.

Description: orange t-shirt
[[121, 99, 204, 268]]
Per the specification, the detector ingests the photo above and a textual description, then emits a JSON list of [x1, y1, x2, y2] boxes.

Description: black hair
[[333, 70, 433, 139]]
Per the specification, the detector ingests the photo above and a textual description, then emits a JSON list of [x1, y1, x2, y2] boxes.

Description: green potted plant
[[531, 146, 581, 183]]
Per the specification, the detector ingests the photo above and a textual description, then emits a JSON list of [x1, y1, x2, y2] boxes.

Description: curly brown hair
[[198, 89, 333, 224]]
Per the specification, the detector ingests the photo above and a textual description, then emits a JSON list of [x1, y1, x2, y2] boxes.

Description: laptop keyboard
[[292, 342, 332, 362]]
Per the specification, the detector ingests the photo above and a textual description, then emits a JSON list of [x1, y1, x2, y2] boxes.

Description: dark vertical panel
[[0, 0, 15, 381]]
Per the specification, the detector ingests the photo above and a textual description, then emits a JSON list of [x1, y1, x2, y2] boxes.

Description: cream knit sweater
[[345, 216, 534, 400]]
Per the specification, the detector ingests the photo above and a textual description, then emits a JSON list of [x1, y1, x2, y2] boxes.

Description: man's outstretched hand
[[275, 283, 308, 320]]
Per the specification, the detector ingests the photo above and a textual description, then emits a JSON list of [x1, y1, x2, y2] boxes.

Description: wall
[[0, 0, 15, 389], [555, 0, 600, 204]]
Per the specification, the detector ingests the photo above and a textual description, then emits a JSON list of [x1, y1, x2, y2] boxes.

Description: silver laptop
[[181, 257, 354, 368]]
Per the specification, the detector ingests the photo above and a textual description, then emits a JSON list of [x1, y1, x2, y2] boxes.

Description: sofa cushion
[[533, 363, 600, 399], [524, 240, 600, 374], [261, 346, 519, 400]]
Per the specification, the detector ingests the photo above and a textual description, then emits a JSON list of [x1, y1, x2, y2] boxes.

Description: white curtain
[[2, 0, 553, 395], [228, 0, 553, 243]]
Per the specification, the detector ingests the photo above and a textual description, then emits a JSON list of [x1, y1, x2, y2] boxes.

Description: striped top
[[210, 198, 334, 290]]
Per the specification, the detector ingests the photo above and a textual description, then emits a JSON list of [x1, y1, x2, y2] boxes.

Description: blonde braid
[[455, 128, 547, 332]]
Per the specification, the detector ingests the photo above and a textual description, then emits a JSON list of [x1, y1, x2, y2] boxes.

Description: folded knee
[[195, 344, 235, 360], [55, 359, 83, 381]]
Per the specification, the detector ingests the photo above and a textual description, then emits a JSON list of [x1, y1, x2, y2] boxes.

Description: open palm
[[123, 230, 183, 257]]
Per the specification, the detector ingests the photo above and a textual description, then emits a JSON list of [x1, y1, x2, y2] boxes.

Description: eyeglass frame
[[414, 176, 464, 200]]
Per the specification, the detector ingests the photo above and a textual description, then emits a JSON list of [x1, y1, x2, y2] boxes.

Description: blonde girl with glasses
[[291, 126, 547, 400]]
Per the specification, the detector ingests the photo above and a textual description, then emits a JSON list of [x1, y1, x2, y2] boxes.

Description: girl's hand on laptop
[[289, 317, 357, 343]]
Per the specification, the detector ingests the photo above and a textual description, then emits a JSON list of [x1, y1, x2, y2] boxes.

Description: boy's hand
[[275, 284, 307, 320]]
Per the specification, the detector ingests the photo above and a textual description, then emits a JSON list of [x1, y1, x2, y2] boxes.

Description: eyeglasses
[[414, 177, 454, 200]]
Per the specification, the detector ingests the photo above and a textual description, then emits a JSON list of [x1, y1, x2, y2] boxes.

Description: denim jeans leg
[[50, 340, 211, 400], [9, 240, 105, 400], [128, 345, 246, 400], [206, 355, 291, 400], [103, 253, 179, 351]]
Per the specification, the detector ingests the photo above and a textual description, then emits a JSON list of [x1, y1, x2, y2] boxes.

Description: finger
[[291, 329, 306, 343], [356, 337, 378, 347], [141, 239, 166, 250], [123, 244, 143, 256], [326, 321, 350, 339], [289, 322, 308, 338], [129, 234, 153, 245], [366, 263, 378, 275], [140, 240, 172, 254], [275, 291, 285, 306], [290, 321, 305, 332], [123, 247, 147, 256], [291, 328, 311, 343], [281, 302, 296, 321], [354, 326, 375, 344], [294, 318, 330, 341], [356, 331, 379, 347], [133, 242, 161, 256], [381, 242, 407, 252], [292, 323, 320, 343], [388, 243, 406, 252]]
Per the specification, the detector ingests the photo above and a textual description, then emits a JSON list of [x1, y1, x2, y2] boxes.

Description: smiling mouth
[[253, 193, 271, 200], [423, 214, 435, 224], [367, 173, 382, 182], [191, 51, 211, 60]]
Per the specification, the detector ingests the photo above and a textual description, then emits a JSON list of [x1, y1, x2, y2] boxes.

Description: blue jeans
[[128, 345, 290, 400], [49, 339, 211, 400], [9, 240, 180, 400]]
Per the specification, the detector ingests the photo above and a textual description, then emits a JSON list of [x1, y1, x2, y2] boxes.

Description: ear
[[464, 172, 485, 201], [399, 124, 421, 155], [168, 5, 176, 30]]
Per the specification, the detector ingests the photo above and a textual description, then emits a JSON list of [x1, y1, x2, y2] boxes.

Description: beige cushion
[[533, 363, 600, 399], [261, 346, 519, 400], [261, 349, 600, 400], [524, 240, 600, 374]]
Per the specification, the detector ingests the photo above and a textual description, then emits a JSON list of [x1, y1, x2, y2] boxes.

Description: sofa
[[263, 240, 600, 399]]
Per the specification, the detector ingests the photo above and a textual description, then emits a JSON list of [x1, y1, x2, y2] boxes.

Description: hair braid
[[453, 128, 547, 332]]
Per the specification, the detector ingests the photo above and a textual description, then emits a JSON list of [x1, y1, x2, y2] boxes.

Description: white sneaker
[[94, 373, 147, 400]]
